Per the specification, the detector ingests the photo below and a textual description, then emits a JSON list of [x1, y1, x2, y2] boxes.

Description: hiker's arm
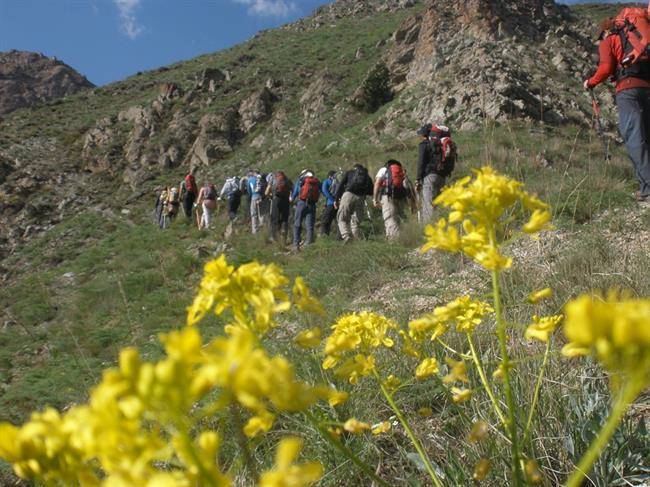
[[322, 179, 333, 202], [290, 182, 300, 203], [587, 38, 616, 88], [373, 178, 382, 207], [335, 172, 348, 201]]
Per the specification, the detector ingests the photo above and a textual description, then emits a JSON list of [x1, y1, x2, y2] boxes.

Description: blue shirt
[[322, 177, 336, 206], [247, 175, 263, 200]]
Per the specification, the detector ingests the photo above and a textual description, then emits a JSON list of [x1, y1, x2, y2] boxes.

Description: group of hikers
[[154, 124, 457, 250], [154, 5, 650, 244]]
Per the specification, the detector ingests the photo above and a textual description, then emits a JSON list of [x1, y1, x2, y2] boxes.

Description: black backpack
[[347, 166, 369, 195], [425, 139, 443, 176]]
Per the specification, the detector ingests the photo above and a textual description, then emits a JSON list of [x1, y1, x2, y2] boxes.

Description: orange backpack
[[614, 7, 650, 67]]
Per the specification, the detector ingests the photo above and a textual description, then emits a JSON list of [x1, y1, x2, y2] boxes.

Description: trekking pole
[[589, 90, 611, 162]]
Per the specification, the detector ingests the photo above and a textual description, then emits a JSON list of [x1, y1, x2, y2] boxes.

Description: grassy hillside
[[1, 2, 649, 486]]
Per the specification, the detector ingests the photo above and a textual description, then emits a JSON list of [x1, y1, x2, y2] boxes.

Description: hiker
[[197, 182, 218, 230], [166, 186, 181, 226], [154, 187, 166, 227], [334, 164, 373, 243], [266, 170, 293, 243], [247, 170, 268, 234], [320, 170, 338, 236], [415, 124, 445, 223], [373, 159, 417, 240], [290, 169, 320, 250], [179, 168, 198, 219], [219, 176, 242, 221], [585, 13, 650, 203], [239, 172, 251, 222]]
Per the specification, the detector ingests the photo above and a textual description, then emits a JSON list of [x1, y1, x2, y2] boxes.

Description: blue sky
[[0, 0, 628, 86]]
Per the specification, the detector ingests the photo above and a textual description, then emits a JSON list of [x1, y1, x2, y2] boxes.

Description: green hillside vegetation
[[1, 2, 649, 486]]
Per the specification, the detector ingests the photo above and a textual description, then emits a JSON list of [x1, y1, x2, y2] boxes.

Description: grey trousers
[[381, 195, 406, 240], [337, 192, 364, 241], [421, 173, 446, 223], [617, 88, 650, 198]]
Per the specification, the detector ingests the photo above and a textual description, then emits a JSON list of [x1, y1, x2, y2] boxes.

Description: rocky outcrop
[[195, 68, 231, 92], [0, 50, 94, 114], [299, 71, 342, 135], [158, 82, 183, 102], [380, 0, 596, 129], [81, 118, 117, 173], [184, 110, 240, 167], [238, 87, 277, 133], [291, 0, 420, 30]]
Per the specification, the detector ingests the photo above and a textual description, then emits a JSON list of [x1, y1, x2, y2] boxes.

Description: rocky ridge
[[0, 50, 94, 115]]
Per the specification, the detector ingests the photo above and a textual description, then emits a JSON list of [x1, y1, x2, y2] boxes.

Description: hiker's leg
[[422, 174, 436, 223], [381, 195, 400, 240], [337, 192, 353, 241], [350, 195, 363, 239], [280, 199, 290, 244], [305, 204, 316, 245], [251, 198, 260, 234], [293, 201, 305, 248], [618, 88, 650, 197], [270, 197, 279, 241]]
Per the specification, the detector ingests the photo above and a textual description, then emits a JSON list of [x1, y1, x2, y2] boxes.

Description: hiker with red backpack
[[290, 169, 320, 250], [179, 168, 198, 220], [584, 7, 650, 204], [334, 164, 374, 243], [374, 159, 417, 240], [266, 170, 294, 244], [416, 123, 456, 222]]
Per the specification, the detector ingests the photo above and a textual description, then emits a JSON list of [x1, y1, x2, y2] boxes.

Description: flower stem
[[565, 376, 645, 487], [229, 404, 259, 483], [491, 266, 523, 486], [375, 371, 444, 487], [304, 410, 391, 487], [466, 333, 508, 427], [523, 339, 551, 445]]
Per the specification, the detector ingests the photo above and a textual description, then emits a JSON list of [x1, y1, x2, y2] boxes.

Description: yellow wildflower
[[423, 167, 551, 272], [371, 421, 392, 435], [243, 411, 276, 438], [468, 421, 489, 443], [409, 296, 493, 341], [417, 407, 433, 418], [292, 277, 325, 315], [525, 315, 563, 342], [382, 375, 401, 392], [260, 437, 323, 487], [525, 459, 543, 484], [295, 327, 322, 349], [527, 287, 553, 304], [443, 358, 468, 384], [473, 459, 491, 481], [562, 292, 650, 374], [415, 358, 439, 380], [451, 387, 472, 403], [327, 390, 349, 407], [343, 419, 371, 434]]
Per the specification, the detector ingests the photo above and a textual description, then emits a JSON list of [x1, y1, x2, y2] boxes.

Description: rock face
[[0, 50, 94, 114], [382, 0, 595, 128]]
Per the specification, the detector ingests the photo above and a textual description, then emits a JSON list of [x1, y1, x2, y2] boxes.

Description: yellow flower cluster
[[409, 296, 494, 341], [323, 312, 397, 383], [525, 314, 563, 342], [0, 255, 331, 486], [562, 292, 650, 375], [422, 167, 551, 271], [187, 255, 291, 334], [260, 437, 323, 487]]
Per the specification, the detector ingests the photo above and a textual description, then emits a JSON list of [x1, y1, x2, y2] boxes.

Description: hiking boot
[[634, 190, 649, 202]]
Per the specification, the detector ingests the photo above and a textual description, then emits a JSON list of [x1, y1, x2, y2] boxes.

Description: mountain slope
[[0, 50, 94, 115]]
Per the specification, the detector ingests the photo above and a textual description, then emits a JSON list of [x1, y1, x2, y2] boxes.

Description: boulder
[[238, 87, 276, 133]]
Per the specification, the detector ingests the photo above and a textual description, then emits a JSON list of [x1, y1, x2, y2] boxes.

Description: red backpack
[[185, 174, 197, 194], [275, 171, 289, 197], [430, 125, 457, 176], [614, 8, 650, 67], [384, 160, 407, 199], [299, 177, 320, 203]]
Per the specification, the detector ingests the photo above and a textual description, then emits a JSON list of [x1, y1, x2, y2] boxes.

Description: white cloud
[[114, 0, 144, 39], [233, 0, 298, 18]]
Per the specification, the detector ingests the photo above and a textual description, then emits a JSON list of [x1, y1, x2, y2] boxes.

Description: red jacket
[[587, 34, 650, 92]]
